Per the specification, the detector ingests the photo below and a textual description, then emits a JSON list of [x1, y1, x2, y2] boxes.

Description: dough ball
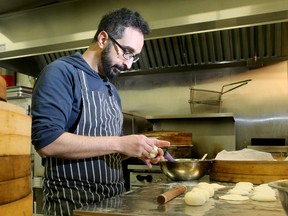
[[184, 191, 206, 206], [184, 199, 215, 215], [253, 184, 274, 192], [249, 183, 277, 202], [252, 184, 276, 198], [236, 182, 253, 191], [251, 193, 276, 202], [254, 187, 275, 194], [191, 187, 210, 201], [219, 194, 249, 201], [252, 190, 276, 197], [197, 182, 215, 197], [235, 184, 253, 191], [148, 146, 158, 158]]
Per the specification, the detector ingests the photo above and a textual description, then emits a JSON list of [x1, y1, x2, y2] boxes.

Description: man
[[32, 8, 170, 216]]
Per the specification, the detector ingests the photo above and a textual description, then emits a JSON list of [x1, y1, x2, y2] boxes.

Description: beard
[[101, 44, 127, 79]]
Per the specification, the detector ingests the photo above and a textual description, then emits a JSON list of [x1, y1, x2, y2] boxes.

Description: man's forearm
[[37, 132, 120, 159]]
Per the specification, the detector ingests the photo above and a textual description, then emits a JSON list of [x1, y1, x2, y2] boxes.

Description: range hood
[[0, 0, 288, 77]]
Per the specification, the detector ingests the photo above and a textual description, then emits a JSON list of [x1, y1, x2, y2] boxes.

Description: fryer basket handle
[[221, 79, 252, 94]]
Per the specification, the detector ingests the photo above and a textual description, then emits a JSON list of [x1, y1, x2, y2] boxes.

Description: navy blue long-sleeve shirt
[[31, 52, 121, 150]]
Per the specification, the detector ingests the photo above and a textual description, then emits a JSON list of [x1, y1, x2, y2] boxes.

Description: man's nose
[[123, 58, 134, 70]]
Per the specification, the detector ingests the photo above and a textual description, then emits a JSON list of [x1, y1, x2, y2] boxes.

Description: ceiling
[[0, 0, 75, 15], [0, 0, 288, 77]]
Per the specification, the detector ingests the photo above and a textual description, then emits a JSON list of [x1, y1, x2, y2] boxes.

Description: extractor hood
[[0, 0, 288, 77]]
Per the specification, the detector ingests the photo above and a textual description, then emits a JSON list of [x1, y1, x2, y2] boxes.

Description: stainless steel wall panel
[[116, 61, 288, 152]]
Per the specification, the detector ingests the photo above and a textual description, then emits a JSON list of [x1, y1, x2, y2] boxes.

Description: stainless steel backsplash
[[115, 61, 288, 150]]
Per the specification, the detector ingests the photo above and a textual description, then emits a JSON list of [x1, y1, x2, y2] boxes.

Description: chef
[[31, 8, 170, 216]]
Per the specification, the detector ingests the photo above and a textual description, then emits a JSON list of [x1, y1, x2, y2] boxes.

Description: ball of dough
[[252, 190, 276, 197], [234, 185, 253, 192], [197, 182, 215, 197], [254, 187, 275, 193], [184, 199, 215, 215], [148, 146, 158, 158], [191, 187, 210, 201], [251, 185, 276, 199], [253, 184, 273, 192], [251, 193, 276, 202], [184, 191, 206, 206]]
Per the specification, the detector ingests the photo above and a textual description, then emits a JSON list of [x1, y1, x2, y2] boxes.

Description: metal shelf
[[146, 113, 234, 121]]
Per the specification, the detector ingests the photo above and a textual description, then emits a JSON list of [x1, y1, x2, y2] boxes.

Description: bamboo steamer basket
[[0, 101, 32, 215], [210, 160, 288, 184], [0, 76, 7, 102], [0, 194, 32, 216], [0, 155, 31, 181], [0, 101, 31, 155], [0, 175, 31, 205]]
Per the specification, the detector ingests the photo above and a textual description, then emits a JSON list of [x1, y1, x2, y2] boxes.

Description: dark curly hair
[[92, 8, 150, 42]]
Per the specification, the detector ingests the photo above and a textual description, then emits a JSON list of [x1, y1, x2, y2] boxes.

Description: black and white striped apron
[[42, 70, 125, 216]]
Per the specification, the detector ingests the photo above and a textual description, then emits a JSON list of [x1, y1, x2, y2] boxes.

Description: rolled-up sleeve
[[31, 61, 80, 150]]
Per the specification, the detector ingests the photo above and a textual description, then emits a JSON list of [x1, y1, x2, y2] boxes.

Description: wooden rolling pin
[[157, 185, 187, 204]]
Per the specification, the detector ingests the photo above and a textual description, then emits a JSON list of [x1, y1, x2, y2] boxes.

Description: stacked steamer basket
[[210, 160, 288, 184], [0, 76, 7, 101], [0, 79, 32, 215]]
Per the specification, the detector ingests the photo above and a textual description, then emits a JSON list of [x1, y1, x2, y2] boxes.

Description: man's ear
[[97, 31, 109, 48]]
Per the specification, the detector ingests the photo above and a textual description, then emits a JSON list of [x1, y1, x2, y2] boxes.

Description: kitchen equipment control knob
[[136, 174, 153, 182]]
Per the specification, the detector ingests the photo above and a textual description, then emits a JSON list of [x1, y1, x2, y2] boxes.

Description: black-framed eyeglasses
[[108, 34, 140, 63]]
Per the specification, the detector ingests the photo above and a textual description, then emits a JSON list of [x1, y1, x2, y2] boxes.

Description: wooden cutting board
[[141, 131, 192, 145], [0, 175, 31, 205], [0, 155, 31, 181], [210, 160, 288, 184], [0, 193, 32, 216]]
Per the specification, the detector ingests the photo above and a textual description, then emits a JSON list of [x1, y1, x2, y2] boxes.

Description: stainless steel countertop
[[73, 179, 286, 216]]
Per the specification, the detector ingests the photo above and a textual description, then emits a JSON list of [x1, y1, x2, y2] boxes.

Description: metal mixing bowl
[[159, 159, 214, 181], [269, 180, 288, 215]]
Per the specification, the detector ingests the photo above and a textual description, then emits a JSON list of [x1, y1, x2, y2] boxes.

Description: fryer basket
[[189, 79, 251, 113]]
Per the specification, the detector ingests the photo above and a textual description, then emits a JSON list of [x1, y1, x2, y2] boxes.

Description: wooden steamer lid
[[210, 160, 288, 184], [0, 76, 7, 102]]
